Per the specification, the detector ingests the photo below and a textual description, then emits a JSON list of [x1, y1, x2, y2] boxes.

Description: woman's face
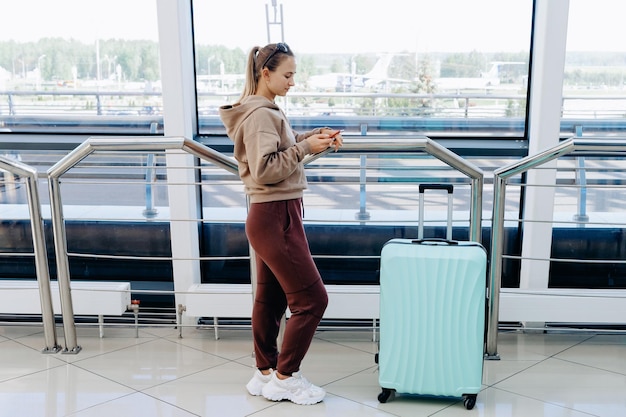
[[265, 56, 296, 97]]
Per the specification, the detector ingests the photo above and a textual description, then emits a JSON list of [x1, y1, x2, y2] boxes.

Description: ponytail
[[238, 46, 261, 102]]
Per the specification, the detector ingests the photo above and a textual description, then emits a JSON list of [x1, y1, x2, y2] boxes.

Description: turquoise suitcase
[[377, 238, 487, 410]]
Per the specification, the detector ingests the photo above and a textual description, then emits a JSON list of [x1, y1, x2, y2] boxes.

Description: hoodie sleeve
[[293, 127, 324, 143], [242, 109, 310, 185]]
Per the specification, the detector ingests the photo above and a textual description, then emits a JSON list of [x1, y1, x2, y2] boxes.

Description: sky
[[0, 0, 625, 54], [192, 0, 534, 54], [0, 0, 159, 44]]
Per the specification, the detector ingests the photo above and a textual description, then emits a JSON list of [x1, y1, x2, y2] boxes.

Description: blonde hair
[[238, 43, 294, 102]]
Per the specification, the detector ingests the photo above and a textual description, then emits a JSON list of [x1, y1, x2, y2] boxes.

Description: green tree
[[441, 50, 487, 78]]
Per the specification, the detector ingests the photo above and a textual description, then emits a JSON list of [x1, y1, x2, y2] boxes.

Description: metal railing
[[4, 89, 626, 120], [47, 137, 237, 353], [0, 155, 61, 353], [46, 135, 483, 353], [486, 136, 626, 359], [0, 90, 162, 116]]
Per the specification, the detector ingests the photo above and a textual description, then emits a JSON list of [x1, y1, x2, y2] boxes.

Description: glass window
[[0, 0, 162, 135], [193, 0, 533, 138], [564, 0, 626, 137]]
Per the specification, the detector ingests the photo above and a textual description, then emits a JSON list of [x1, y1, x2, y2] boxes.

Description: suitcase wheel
[[378, 388, 395, 403], [463, 394, 477, 410]]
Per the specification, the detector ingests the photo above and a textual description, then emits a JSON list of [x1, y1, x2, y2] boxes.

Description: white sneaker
[[246, 369, 273, 396], [261, 372, 325, 405]]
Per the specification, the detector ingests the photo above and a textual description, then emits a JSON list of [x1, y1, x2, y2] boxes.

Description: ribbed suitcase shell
[[378, 238, 486, 398]]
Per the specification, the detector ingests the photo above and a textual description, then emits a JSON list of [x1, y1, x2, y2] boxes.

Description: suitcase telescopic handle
[[418, 184, 454, 240], [419, 184, 454, 194]]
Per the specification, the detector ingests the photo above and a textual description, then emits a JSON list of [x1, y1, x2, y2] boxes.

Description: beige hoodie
[[219, 95, 322, 203]]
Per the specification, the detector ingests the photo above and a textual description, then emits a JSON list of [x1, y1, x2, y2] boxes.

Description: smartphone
[[329, 130, 343, 139]]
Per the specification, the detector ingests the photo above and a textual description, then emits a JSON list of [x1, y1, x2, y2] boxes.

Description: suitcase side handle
[[411, 238, 459, 245], [419, 184, 453, 194]]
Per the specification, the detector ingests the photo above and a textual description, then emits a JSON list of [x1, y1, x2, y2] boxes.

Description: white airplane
[[434, 61, 527, 91], [307, 54, 409, 92], [196, 54, 401, 93]]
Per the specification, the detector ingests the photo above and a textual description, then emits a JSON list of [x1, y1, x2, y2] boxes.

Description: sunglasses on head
[[260, 42, 289, 69]]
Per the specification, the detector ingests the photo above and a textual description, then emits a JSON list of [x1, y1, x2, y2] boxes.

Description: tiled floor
[[0, 324, 625, 417]]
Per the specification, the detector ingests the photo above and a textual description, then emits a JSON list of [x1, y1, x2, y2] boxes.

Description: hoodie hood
[[219, 95, 280, 141]]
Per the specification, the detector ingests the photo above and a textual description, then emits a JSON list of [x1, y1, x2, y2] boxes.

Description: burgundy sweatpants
[[245, 198, 328, 375]]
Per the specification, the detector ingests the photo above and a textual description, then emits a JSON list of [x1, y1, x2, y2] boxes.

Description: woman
[[219, 42, 342, 405]]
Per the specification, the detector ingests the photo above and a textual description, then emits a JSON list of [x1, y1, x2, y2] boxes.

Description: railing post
[[573, 156, 588, 224], [355, 124, 370, 220], [96, 93, 102, 116], [573, 126, 588, 224], [355, 155, 370, 221], [143, 122, 159, 218], [8, 93, 15, 115], [48, 174, 81, 354], [485, 175, 506, 360], [25, 173, 62, 353], [143, 153, 158, 218]]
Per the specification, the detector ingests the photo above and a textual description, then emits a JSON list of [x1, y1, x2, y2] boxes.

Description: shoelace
[[287, 374, 317, 396]]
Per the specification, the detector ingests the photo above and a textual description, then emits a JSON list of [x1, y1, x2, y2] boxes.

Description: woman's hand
[[310, 129, 343, 154]]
